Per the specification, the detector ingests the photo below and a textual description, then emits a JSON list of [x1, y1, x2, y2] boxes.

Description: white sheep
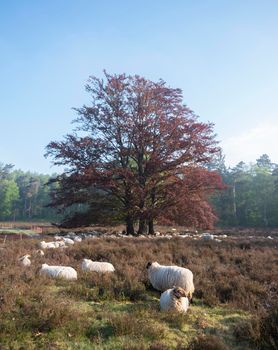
[[35, 249, 45, 256], [81, 258, 115, 273], [62, 237, 75, 245], [39, 263, 77, 280], [146, 262, 195, 300], [54, 235, 63, 240], [53, 240, 66, 248], [160, 287, 189, 313], [39, 240, 66, 249], [39, 241, 57, 249], [19, 254, 31, 267], [201, 233, 214, 241]]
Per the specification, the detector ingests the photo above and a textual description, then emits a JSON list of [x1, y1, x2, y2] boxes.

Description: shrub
[[186, 334, 230, 350], [107, 313, 164, 339], [260, 303, 278, 350], [233, 318, 261, 348], [233, 300, 278, 350]]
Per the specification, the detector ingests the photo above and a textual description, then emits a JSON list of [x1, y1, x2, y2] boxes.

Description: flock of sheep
[[18, 236, 195, 314]]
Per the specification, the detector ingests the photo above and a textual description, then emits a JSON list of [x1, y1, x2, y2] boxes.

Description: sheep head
[[146, 261, 159, 269], [173, 287, 187, 299], [18, 254, 31, 260]]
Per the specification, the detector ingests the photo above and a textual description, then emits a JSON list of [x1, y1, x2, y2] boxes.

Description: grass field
[[0, 233, 277, 350]]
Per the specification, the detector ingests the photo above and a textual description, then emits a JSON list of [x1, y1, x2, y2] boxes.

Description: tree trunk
[[232, 182, 237, 224], [148, 219, 155, 235], [137, 217, 146, 235], [126, 215, 135, 235], [148, 188, 156, 235], [263, 201, 268, 227]]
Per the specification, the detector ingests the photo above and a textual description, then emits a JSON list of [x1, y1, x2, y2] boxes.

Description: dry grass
[[0, 233, 277, 349]]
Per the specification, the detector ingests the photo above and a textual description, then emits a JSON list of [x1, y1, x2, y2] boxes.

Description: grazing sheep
[[81, 258, 115, 273], [39, 263, 77, 280], [160, 287, 189, 313], [146, 262, 194, 299], [19, 254, 31, 267]]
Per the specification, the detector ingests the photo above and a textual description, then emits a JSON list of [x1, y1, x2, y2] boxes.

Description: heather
[[0, 232, 277, 349]]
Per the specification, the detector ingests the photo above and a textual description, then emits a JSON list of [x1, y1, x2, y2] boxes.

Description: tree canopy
[[46, 72, 222, 234]]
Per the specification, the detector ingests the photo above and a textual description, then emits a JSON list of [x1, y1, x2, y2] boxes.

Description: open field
[[0, 231, 277, 350]]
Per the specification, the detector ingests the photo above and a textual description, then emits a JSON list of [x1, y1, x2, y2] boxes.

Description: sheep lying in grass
[[146, 262, 194, 300], [35, 249, 45, 256], [19, 254, 31, 267], [39, 263, 77, 280], [81, 258, 115, 273], [201, 233, 214, 241], [54, 240, 66, 248], [39, 241, 57, 249], [39, 240, 66, 249], [62, 237, 75, 245], [160, 287, 189, 313]]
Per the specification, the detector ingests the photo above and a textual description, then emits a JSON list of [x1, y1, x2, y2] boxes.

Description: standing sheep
[[146, 262, 194, 300], [81, 259, 115, 273], [160, 287, 189, 313], [39, 263, 77, 280]]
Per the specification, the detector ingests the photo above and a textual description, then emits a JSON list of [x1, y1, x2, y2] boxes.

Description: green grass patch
[[0, 228, 39, 235]]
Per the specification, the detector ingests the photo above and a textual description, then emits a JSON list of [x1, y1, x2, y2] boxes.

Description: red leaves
[[158, 167, 225, 229], [46, 72, 223, 230]]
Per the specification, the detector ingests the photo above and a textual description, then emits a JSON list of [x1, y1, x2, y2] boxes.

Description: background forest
[[1, 153, 278, 228]]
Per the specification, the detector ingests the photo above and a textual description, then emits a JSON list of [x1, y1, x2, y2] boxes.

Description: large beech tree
[[46, 72, 221, 234]]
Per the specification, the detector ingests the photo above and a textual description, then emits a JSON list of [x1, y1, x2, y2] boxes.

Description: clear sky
[[1, 0, 278, 174]]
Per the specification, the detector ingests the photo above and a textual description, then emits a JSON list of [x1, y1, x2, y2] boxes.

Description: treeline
[[1, 153, 278, 227], [210, 154, 278, 227], [0, 163, 60, 221]]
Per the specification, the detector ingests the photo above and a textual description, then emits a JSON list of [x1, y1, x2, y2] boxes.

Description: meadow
[[0, 230, 277, 350]]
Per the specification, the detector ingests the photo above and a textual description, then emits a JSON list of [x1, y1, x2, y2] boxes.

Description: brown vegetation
[[0, 234, 277, 349]]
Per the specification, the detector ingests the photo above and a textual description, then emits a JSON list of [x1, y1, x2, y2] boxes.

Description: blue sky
[[0, 0, 278, 174]]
